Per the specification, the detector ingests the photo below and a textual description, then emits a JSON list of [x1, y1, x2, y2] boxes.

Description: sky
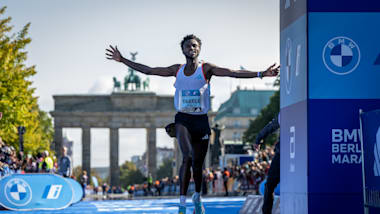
[[2, 0, 279, 167]]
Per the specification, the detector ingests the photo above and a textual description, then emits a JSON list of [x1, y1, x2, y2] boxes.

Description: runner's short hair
[[180, 34, 202, 49]]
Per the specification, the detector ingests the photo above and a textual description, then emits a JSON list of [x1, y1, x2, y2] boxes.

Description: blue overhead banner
[[0, 174, 74, 211], [360, 109, 380, 209]]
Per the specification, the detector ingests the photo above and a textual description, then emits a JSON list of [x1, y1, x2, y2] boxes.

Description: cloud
[[88, 76, 114, 94]]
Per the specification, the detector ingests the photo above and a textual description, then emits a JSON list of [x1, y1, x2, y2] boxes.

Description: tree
[[119, 161, 146, 189], [243, 76, 280, 147], [156, 158, 173, 180], [0, 7, 53, 154]]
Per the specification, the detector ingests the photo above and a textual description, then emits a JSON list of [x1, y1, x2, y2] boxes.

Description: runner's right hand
[[106, 45, 123, 62]]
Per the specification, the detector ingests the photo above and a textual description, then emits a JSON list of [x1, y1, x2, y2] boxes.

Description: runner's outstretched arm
[[203, 63, 280, 79], [106, 45, 180, 77]]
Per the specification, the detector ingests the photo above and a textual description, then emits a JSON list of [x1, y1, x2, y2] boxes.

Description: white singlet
[[174, 64, 210, 115]]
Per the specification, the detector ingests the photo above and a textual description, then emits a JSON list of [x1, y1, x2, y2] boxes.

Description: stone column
[[82, 127, 91, 179], [54, 125, 63, 159], [109, 127, 120, 187], [146, 127, 157, 179]]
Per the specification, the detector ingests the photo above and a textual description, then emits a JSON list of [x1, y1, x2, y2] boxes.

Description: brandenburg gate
[[51, 92, 178, 186]]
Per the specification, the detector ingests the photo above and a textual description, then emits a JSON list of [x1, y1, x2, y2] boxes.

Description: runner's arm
[[106, 45, 180, 77], [204, 63, 279, 79]]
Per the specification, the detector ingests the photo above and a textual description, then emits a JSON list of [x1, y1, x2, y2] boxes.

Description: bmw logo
[[4, 178, 32, 206], [322, 36, 360, 75]]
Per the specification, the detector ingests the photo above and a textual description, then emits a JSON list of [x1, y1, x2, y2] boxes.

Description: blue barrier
[[65, 178, 83, 204], [0, 174, 81, 211]]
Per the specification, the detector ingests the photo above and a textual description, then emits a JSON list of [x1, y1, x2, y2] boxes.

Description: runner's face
[[182, 39, 200, 59]]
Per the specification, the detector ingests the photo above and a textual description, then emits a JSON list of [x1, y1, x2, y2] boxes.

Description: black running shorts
[[175, 112, 211, 140]]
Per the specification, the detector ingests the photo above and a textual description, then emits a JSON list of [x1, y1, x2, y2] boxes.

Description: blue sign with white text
[[0, 174, 74, 211], [307, 99, 380, 214], [308, 99, 380, 194], [309, 13, 380, 99]]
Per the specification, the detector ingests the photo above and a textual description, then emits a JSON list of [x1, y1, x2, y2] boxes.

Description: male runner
[[254, 114, 280, 214], [106, 34, 279, 214]]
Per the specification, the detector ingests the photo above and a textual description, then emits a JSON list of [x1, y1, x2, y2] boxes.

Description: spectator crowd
[[0, 136, 71, 178], [1, 133, 276, 199]]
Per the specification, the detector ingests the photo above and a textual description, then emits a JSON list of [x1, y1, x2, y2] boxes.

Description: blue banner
[[0, 174, 74, 211], [307, 99, 380, 214], [309, 13, 380, 99], [360, 109, 380, 208], [308, 100, 380, 194], [65, 178, 83, 204]]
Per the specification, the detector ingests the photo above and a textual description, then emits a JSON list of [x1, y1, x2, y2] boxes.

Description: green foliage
[[156, 158, 173, 180], [119, 161, 146, 189], [0, 7, 53, 154], [243, 90, 280, 146]]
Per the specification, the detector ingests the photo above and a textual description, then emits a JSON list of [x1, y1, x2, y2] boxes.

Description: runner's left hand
[[263, 63, 280, 77]]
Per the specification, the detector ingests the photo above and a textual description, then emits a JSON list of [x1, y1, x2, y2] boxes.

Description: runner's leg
[[192, 139, 209, 193], [176, 123, 193, 196]]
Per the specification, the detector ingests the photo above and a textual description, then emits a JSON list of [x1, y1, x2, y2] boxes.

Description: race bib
[[179, 89, 204, 113]]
